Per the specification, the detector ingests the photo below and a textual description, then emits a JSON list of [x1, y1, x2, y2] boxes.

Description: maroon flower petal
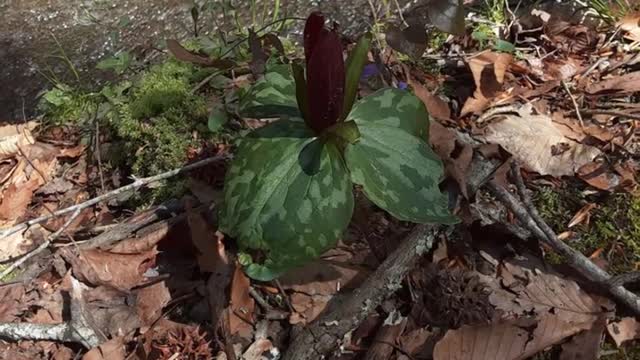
[[306, 29, 345, 133], [304, 12, 326, 67]]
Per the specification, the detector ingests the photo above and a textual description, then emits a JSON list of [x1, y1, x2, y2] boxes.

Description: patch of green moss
[[40, 57, 214, 206], [129, 61, 206, 119], [428, 31, 448, 52], [39, 84, 99, 125], [534, 186, 640, 274]]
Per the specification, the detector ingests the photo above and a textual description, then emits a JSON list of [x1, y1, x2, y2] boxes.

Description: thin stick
[[0, 208, 82, 281], [94, 116, 106, 194], [581, 109, 640, 121], [562, 80, 585, 128], [486, 165, 640, 314], [0, 155, 229, 241]]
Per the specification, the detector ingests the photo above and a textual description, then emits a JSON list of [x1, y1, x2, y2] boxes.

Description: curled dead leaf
[[607, 317, 640, 347], [476, 104, 602, 177], [568, 203, 597, 228], [229, 266, 255, 339]]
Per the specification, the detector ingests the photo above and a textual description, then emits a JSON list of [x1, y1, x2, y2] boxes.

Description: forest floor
[[1, 1, 640, 359]]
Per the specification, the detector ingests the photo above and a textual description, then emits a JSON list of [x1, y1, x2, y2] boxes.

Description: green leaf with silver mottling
[[219, 120, 354, 280], [346, 88, 429, 138], [345, 124, 457, 224], [238, 64, 300, 119]]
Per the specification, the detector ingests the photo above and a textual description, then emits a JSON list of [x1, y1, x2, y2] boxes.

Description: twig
[[562, 80, 585, 128], [0, 322, 96, 348], [486, 163, 640, 315], [0, 155, 229, 241], [0, 277, 103, 348], [94, 116, 106, 194], [580, 109, 640, 121], [0, 208, 82, 281], [283, 224, 440, 360]]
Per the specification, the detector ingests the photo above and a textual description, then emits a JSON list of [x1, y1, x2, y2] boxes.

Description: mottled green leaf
[[346, 88, 429, 138], [494, 39, 516, 53], [219, 120, 353, 280], [238, 64, 300, 119], [345, 124, 457, 224]]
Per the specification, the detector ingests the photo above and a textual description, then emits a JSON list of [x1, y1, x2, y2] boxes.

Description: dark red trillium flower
[[303, 12, 345, 134]]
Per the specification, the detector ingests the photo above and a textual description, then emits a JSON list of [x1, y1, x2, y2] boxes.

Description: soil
[[0, 0, 412, 121]]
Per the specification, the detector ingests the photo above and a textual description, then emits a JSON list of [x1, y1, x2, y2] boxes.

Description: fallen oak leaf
[[136, 281, 171, 325], [429, 122, 473, 198], [585, 72, 640, 95], [461, 51, 513, 116], [229, 265, 255, 339], [607, 317, 640, 347], [406, 72, 451, 121], [434, 315, 594, 360], [475, 104, 602, 177], [61, 247, 158, 291]]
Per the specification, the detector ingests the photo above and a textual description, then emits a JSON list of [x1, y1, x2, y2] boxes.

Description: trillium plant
[[219, 12, 458, 280]]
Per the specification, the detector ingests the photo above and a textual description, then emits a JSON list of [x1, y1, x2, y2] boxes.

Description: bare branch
[[0, 155, 229, 241]]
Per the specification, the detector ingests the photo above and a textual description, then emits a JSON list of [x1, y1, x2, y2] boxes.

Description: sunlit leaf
[[238, 64, 300, 119], [345, 89, 457, 224], [219, 120, 354, 280]]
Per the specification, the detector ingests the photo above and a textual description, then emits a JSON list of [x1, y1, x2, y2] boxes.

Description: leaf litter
[[2, 1, 640, 358]]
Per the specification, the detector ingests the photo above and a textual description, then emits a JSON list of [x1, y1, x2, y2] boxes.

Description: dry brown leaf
[[366, 313, 407, 359], [0, 121, 37, 159], [0, 143, 59, 225], [559, 316, 606, 360], [82, 336, 125, 360], [617, 12, 640, 42], [229, 266, 255, 339], [279, 257, 369, 325], [206, 231, 233, 329], [486, 261, 608, 323], [461, 51, 512, 116], [607, 317, 640, 346], [476, 104, 602, 177], [63, 247, 157, 291], [186, 202, 220, 272], [57, 144, 86, 158], [434, 314, 593, 360], [400, 328, 434, 356], [568, 203, 597, 228], [407, 75, 451, 121], [577, 160, 637, 192], [0, 283, 28, 322], [429, 122, 474, 198], [468, 52, 512, 88], [242, 338, 277, 360], [136, 281, 171, 325], [585, 72, 640, 95]]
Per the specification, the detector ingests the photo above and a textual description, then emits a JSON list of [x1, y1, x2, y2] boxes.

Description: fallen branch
[[0, 278, 104, 348], [0, 155, 229, 241], [486, 162, 640, 315], [283, 153, 504, 360], [0, 207, 82, 281]]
